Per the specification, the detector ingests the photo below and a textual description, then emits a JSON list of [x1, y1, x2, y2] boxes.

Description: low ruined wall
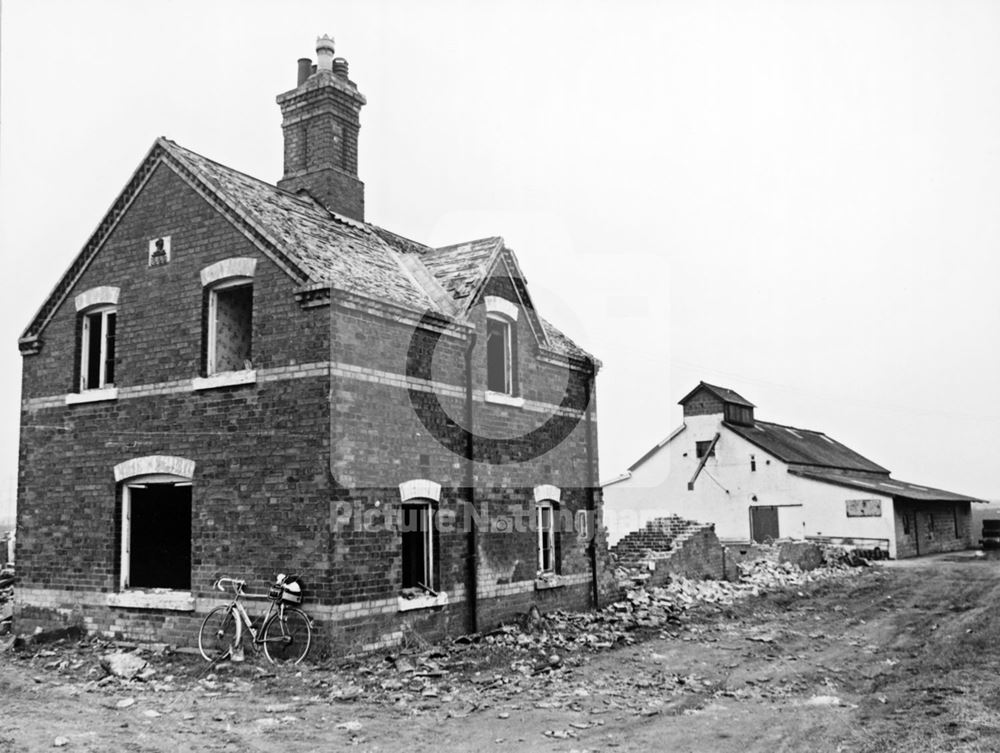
[[646, 525, 725, 585]]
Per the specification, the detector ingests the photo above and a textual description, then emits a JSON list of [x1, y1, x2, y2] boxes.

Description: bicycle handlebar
[[214, 577, 246, 593]]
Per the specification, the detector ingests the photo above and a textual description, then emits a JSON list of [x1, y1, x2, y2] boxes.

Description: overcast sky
[[1, 0, 999, 523]]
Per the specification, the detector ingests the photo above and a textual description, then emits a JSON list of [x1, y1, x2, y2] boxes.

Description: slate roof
[[167, 141, 438, 310], [419, 238, 504, 303], [726, 419, 890, 474], [789, 469, 988, 504], [679, 382, 756, 408], [21, 138, 593, 362]]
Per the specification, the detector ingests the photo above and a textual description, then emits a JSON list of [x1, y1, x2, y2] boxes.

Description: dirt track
[[3, 554, 1000, 752]]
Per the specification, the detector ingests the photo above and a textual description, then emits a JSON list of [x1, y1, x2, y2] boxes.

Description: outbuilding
[[603, 382, 985, 558]]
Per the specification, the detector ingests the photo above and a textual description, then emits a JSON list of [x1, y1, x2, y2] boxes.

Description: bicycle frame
[[202, 575, 312, 665], [215, 577, 281, 649]]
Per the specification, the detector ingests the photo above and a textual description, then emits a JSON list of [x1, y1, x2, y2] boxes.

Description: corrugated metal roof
[[789, 469, 988, 504], [726, 420, 890, 473]]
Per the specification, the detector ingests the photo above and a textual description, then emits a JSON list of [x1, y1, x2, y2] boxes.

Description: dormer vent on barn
[[678, 381, 755, 426]]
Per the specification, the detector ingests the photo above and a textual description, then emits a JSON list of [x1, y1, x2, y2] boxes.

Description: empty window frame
[[206, 280, 253, 374], [79, 307, 117, 391], [401, 501, 435, 592], [537, 502, 557, 574], [119, 477, 192, 591], [486, 315, 514, 394], [902, 511, 911, 535], [695, 440, 715, 459]]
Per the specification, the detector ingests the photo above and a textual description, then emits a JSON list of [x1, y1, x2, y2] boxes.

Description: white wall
[[602, 412, 899, 555]]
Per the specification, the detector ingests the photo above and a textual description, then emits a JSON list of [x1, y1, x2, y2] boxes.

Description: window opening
[[486, 316, 512, 394], [208, 281, 253, 374], [80, 308, 117, 390], [401, 502, 435, 592], [121, 481, 192, 590], [537, 502, 556, 574], [696, 440, 715, 459]]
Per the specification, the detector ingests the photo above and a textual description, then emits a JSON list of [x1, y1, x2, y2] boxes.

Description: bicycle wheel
[[262, 606, 311, 665], [198, 606, 238, 662]]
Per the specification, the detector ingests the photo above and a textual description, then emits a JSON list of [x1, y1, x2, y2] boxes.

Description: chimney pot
[[316, 34, 335, 72], [332, 57, 349, 78], [296, 57, 312, 86]]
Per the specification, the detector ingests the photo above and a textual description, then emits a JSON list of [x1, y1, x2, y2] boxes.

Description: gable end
[[19, 140, 314, 355]]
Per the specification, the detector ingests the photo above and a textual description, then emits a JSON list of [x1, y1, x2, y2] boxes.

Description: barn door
[[750, 506, 780, 543]]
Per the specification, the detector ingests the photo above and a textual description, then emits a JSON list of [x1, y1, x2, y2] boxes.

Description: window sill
[[191, 370, 257, 391], [485, 391, 525, 408], [65, 388, 118, 405], [397, 591, 449, 612], [534, 574, 565, 590], [107, 590, 195, 611]]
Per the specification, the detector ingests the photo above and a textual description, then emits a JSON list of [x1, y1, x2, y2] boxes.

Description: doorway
[[750, 506, 780, 543]]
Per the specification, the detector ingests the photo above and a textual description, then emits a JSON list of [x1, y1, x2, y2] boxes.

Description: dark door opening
[[129, 483, 192, 589], [750, 506, 780, 543]]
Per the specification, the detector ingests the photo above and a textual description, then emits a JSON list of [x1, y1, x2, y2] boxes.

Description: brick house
[[603, 382, 985, 558], [15, 36, 615, 650]]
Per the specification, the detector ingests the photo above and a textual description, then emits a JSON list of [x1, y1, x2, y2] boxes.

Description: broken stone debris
[[100, 652, 148, 680], [478, 557, 862, 656], [326, 555, 866, 712], [7, 548, 866, 724]]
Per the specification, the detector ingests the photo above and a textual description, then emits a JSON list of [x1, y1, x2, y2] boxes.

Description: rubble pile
[[488, 557, 857, 650], [0, 554, 875, 728], [332, 555, 867, 710], [481, 593, 685, 654], [735, 555, 861, 592], [451, 555, 864, 660]]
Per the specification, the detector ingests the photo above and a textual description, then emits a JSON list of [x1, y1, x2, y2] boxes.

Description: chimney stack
[[276, 35, 367, 221]]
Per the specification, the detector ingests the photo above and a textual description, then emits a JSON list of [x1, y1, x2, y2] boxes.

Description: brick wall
[[649, 526, 724, 582], [612, 516, 725, 583], [894, 501, 971, 558]]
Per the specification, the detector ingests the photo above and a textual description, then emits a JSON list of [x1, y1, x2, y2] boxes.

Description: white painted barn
[[602, 382, 984, 559]]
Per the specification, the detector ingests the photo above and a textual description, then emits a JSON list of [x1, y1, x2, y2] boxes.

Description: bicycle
[[198, 573, 312, 665]]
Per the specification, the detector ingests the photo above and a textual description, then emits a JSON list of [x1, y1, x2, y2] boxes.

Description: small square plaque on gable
[[148, 236, 171, 266]]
